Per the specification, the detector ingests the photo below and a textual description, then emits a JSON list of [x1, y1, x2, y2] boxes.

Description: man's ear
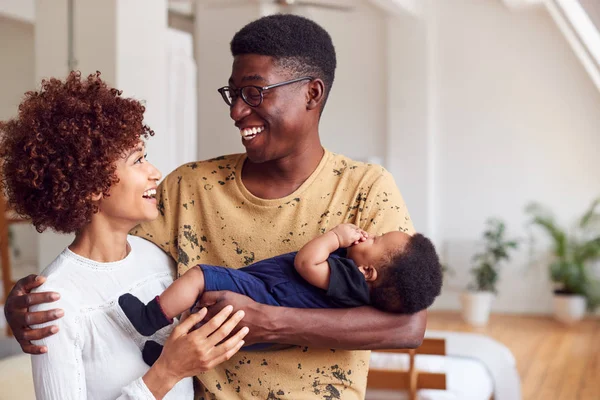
[[358, 265, 378, 282], [306, 78, 325, 111]]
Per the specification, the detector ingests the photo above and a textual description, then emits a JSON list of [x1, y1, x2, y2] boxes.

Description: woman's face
[[97, 142, 162, 226]]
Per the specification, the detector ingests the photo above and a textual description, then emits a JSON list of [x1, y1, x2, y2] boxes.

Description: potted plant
[[525, 199, 600, 324], [460, 218, 519, 326]]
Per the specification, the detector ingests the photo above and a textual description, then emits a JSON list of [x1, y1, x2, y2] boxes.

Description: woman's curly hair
[[0, 71, 154, 233]]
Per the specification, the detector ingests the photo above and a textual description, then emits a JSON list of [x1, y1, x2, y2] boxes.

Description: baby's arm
[[159, 266, 206, 319], [294, 224, 368, 289]]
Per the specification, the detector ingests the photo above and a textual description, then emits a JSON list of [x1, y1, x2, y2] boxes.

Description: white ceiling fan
[[204, 0, 354, 12]]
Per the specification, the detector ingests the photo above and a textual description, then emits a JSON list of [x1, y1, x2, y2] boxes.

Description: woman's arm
[[31, 295, 247, 399], [30, 296, 87, 399]]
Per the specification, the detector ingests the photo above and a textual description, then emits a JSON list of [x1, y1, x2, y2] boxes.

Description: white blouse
[[30, 235, 193, 400]]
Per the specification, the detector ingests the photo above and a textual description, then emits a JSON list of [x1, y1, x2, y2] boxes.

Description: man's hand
[[4, 274, 64, 354], [331, 223, 368, 248], [195, 291, 273, 346]]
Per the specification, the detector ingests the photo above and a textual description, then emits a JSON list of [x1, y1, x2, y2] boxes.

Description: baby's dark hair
[[371, 234, 443, 314], [230, 14, 336, 111]]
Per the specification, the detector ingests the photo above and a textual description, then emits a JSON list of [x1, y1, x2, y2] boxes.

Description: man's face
[[227, 54, 312, 164]]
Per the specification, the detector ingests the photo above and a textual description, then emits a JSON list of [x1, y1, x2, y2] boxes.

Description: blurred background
[[0, 1, 599, 399]]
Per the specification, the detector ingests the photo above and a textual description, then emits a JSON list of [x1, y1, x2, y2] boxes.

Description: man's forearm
[[263, 305, 426, 350]]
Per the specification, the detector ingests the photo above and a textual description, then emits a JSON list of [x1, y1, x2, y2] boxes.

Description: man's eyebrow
[[228, 75, 266, 85]]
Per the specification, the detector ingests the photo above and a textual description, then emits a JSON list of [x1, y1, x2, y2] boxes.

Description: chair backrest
[[367, 338, 447, 400]]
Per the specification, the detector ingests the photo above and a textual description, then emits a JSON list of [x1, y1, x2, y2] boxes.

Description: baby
[[119, 223, 442, 347]]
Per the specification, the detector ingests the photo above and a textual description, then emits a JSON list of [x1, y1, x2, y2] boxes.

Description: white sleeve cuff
[[119, 377, 156, 400]]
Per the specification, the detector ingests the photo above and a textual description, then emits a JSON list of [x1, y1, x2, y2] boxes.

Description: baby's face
[[346, 230, 411, 268]]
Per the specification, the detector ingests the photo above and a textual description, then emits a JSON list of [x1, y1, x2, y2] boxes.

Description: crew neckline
[[63, 239, 134, 270], [234, 148, 331, 207]]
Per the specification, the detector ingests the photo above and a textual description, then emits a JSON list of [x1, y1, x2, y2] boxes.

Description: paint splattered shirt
[[132, 149, 415, 399]]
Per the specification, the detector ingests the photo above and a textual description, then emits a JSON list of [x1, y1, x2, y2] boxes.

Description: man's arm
[[4, 275, 63, 354], [198, 290, 426, 349], [269, 304, 427, 349]]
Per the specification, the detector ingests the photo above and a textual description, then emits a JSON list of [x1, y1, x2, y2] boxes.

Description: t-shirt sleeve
[[326, 255, 370, 307], [360, 169, 415, 235]]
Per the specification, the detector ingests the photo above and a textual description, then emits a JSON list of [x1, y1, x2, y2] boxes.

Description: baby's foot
[[142, 340, 163, 366], [118, 294, 172, 336]]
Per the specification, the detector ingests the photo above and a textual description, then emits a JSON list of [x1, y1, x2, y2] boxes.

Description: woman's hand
[[144, 305, 248, 397], [4, 274, 63, 354]]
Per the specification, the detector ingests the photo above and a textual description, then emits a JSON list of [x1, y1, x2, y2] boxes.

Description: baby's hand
[[331, 223, 368, 248]]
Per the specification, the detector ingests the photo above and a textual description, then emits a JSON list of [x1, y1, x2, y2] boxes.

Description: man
[[5, 14, 426, 399]]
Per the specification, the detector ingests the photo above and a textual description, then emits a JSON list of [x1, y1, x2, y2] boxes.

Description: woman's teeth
[[143, 188, 156, 198], [240, 126, 264, 140]]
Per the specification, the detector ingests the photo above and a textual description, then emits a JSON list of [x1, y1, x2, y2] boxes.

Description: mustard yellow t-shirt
[[132, 149, 414, 399]]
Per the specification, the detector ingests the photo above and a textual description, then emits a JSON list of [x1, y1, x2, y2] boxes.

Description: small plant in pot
[[460, 218, 519, 327], [525, 199, 600, 324]]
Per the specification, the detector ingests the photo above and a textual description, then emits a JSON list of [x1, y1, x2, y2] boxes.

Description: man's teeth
[[240, 126, 265, 139], [143, 188, 156, 198]]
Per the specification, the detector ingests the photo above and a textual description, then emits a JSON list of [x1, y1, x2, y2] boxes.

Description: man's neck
[[242, 145, 325, 200]]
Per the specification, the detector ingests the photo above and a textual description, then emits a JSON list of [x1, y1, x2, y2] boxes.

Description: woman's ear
[[358, 265, 378, 282], [306, 78, 325, 111], [90, 192, 102, 202]]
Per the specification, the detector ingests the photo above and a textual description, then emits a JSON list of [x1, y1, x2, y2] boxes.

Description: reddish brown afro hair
[[0, 71, 154, 233]]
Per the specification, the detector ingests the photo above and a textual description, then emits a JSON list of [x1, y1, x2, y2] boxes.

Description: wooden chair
[[367, 338, 447, 400], [0, 192, 29, 335]]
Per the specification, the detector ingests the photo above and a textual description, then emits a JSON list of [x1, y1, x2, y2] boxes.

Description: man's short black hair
[[371, 234, 443, 314], [230, 14, 337, 110]]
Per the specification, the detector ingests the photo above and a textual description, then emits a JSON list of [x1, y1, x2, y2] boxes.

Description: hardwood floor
[[426, 311, 600, 400]]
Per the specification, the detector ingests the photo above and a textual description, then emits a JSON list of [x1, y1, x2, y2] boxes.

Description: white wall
[[413, 0, 600, 313], [194, 3, 261, 160], [0, 0, 34, 23], [166, 28, 198, 166], [308, 1, 387, 162], [0, 17, 34, 121], [386, 9, 431, 238], [0, 16, 39, 269]]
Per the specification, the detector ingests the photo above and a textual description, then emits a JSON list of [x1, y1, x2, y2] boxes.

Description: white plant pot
[[553, 294, 587, 325], [460, 291, 495, 327]]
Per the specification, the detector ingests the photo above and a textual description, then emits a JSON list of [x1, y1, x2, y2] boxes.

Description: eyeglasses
[[217, 76, 313, 107]]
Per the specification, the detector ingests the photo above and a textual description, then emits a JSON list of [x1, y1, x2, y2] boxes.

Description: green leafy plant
[[525, 198, 600, 310], [468, 218, 520, 293]]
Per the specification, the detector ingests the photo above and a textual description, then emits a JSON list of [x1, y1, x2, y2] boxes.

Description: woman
[[0, 71, 247, 399]]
